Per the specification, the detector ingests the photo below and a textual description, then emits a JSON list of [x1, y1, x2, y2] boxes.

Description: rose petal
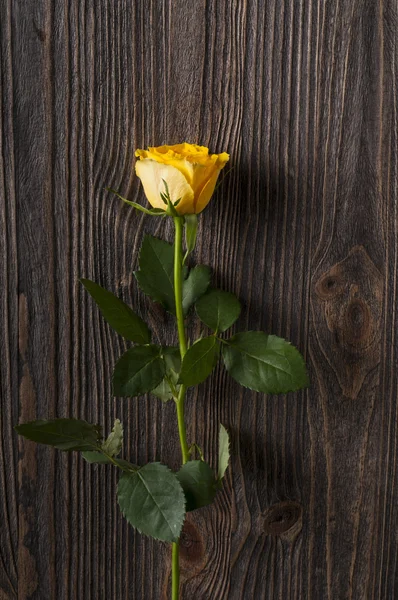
[[195, 169, 221, 213], [135, 160, 194, 211]]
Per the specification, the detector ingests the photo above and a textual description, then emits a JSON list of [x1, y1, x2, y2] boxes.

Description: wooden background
[[1, 1, 398, 598]]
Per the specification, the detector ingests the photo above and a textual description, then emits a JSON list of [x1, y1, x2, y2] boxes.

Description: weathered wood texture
[[1, 1, 397, 598]]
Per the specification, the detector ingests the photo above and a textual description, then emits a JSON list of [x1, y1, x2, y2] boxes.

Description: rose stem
[[172, 215, 190, 600]]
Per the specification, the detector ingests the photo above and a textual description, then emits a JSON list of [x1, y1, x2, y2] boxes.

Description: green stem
[[173, 216, 188, 358], [173, 216, 190, 464], [171, 215, 190, 600], [176, 384, 189, 463], [171, 541, 180, 600]]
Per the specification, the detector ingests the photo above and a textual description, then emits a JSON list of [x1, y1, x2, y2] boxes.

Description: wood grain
[[1, 0, 398, 598]]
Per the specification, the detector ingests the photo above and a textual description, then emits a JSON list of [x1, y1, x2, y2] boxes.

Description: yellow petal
[[136, 145, 229, 170], [149, 143, 209, 157], [159, 157, 194, 184], [190, 163, 217, 197], [174, 194, 196, 214], [213, 152, 230, 169], [135, 159, 194, 211], [136, 149, 193, 184], [194, 169, 221, 213]]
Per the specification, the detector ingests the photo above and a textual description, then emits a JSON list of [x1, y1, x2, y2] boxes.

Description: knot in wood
[[263, 501, 302, 538], [179, 520, 205, 565], [312, 246, 383, 399], [343, 297, 371, 347], [315, 274, 345, 300]]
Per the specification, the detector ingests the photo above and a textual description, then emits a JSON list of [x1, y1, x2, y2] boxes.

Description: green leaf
[[117, 463, 186, 542], [134, 236, 175, 313], [183, 214, 198, 262], [218, 424, 230, 481], [113, 345, 165, 397], [162, 346, 181, 374], [80, 279, 150, 344], [81, 451, 135, 471], [150, 379, 174, 403], [179, 336, 220, 386], [176, 461, 218, 512], [196, 289, 241, 333], [15, 419, 101, 451], [182, 266, 211, 316], [102, 419, 123, 456], [151, 347, 181, 402], [81, 451, 110, 464], [222, 332, 309, 394]]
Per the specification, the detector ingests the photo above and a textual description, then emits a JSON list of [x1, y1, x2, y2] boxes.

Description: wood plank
[[0, 0, 397, 598]]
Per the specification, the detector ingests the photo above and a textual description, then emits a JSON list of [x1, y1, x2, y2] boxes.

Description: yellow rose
[[135, 143, 229, 215]]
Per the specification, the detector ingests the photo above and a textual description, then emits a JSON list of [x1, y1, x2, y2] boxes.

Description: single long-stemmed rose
[[15, 143, 309, 599]]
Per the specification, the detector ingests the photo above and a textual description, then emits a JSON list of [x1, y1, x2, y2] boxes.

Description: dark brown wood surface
[[1, 1, 398, 598]]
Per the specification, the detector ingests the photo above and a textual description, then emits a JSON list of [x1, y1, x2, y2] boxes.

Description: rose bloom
[[135, 143, 229, 215]]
